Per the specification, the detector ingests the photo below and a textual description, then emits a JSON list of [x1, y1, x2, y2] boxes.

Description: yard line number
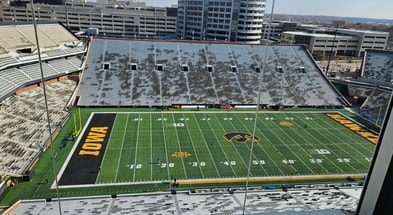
[[282, 159, 295, 164], [127, 163, 175, 169], [191, 162, 206, 166]]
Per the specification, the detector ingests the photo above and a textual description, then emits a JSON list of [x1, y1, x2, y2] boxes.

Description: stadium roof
[[282, 31, 352, 39], [0, 22, 80, 56]]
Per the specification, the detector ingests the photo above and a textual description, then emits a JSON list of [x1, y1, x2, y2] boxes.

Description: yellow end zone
[[325, 113, 378, 144]]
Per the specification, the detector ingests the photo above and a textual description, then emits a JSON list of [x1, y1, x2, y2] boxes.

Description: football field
[[58, 111, 376, 187]]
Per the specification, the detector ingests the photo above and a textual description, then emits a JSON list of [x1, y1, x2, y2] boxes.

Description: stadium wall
[[14, 84, 39, 96]]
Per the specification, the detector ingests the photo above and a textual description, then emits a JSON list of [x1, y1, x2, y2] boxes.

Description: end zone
[[57, 113, 116, 187]]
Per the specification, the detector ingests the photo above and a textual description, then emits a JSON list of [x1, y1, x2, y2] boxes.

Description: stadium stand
[[0, 56, 83, 101], [77, 39, 344, 107], [0, 22, 85, 101], [353, 86, 391, 125], [338, 49, 393, 125], [5, 187, 361, 214], [1, 24, 389, 215], [360, 49, 393, 87], [0, 23, 80, 53], [0, 80, 76, 177], [0, 22, 84, 177]]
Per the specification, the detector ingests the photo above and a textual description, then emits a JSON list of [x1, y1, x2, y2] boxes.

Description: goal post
[[73, 107, 82, 137]]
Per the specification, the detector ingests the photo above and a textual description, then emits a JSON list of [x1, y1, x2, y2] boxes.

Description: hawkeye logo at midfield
[[78, 127, 109, 156], [224, 132, 260, 143]]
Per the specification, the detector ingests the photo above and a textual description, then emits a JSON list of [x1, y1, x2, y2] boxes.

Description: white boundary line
[[57, 173, 367, 189]]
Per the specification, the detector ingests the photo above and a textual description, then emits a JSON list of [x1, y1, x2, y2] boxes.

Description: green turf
[[93, 111, 375, 184], [0, 108, 376, 206]]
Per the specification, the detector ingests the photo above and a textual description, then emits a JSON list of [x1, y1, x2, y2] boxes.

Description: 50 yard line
[[222, 113, 269, 176]]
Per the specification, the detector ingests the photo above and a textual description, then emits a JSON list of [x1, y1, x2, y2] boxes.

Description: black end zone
[[58, 113, 116, 186]]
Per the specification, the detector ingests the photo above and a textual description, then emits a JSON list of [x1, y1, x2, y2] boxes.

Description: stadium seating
[[0, 56, 18, 69], [0, 80, 76, 176], [0, 22, 85, 102], [347, 82, 392, 126], [361, 50, 393, 86], [77, 39, 344, 107], [0, 56, 83, 101]]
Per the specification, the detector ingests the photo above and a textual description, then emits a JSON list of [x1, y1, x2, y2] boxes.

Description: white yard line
[[160, 112, 171, 180], [132, 113, 141, 182], [257, 113, 317, 175], [182, 113, 205, 178], [221, 113, 269, 176], [114, 113, 129, 181], [295, 112, 361, 173], [273, 113, 331, 174], [287, 113, 357, 174], [213, 113, 254, 174], [170, 113, 188, 179], [312, 113, 372, 171], [204, 113, 238, 177], [231, 113, 286, 176], [150, 113, 153, 181], [320, 113, 375, 155], [191, 114, 222, 177]]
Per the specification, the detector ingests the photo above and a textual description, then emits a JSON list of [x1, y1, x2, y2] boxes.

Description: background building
[[177, 0, 266, 43], [263, 21, 389, 57], [0, 1, 178, 39]]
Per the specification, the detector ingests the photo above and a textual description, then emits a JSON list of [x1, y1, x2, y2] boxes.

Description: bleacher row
[[0, 56, 83, 101], [0, 45, 85, 69], [348, 84, 392, 125], [0, 80, 76, 177], [8, 187, 361, 214], [0, 23, 79, 55], [362, 50, 393, 87], [77, 39, 343, 107]]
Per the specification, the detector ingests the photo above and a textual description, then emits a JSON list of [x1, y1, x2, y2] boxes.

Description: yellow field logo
[[279, 121, 294, 126], [172, 152, 192, 158], [224, 132, 260, 143]]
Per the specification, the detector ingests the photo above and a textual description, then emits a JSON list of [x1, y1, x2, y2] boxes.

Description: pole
[[31, 1, 62, 214], [326, 23, 339, 75], [376, 106, 383, 127], [242, 0, 275, 214], [78, 107, 82, 134]]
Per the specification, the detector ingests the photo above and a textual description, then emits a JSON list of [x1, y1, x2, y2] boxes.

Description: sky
[[139, 0, 393, 20]]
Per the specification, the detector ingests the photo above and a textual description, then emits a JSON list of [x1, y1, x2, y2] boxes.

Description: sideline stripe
[[178, 175, 365, 185]]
